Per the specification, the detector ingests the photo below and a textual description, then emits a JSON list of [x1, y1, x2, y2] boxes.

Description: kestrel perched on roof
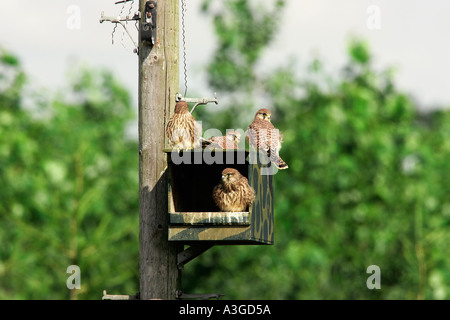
[[209, 131, 241, 149], [166, 101, 201, 150], [213, 168, 255, 212], [247, 108, 288, 170]]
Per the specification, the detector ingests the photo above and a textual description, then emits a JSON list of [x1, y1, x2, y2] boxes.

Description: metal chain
[[112, 1, 126, 44], [127, 0, 134, 18], [121, 0, 135, 49], [181, 0, 188, 97], [112, 0, 135, 48]]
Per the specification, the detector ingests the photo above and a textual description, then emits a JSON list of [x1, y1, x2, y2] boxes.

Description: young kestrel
[[247, 108, 288, 170], [212, 168, 255, 212], [209, 131, 241, 149], [166, 101, 201, 150]]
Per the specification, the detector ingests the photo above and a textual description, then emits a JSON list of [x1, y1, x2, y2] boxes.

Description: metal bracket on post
[[177, 245, 214, 270], [102, 290, 140, 300], [176, 93, 219, 114], [176, 290, 224, 300], [142, 0, 157, 45], [99, 11, 141, 54], [176, 245, 224, 301]]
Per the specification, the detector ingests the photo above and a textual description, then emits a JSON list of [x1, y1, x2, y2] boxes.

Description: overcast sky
[[1, 0, 449, 112]]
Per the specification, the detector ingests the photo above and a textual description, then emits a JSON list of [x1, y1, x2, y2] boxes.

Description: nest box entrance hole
[[168, 150, 249, 213]]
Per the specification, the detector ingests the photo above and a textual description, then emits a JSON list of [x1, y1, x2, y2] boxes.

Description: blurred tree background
[[1, 0, 450, 299], [0, 50, 139, 299]]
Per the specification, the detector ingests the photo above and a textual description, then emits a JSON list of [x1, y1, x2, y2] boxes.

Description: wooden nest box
[[165, 149, 274, 245]]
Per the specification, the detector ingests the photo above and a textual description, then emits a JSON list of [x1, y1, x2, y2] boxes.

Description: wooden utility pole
[[138, 0, 181, 300]]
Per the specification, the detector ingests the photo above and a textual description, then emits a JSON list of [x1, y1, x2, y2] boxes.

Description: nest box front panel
[[249, 159, 274, 244]]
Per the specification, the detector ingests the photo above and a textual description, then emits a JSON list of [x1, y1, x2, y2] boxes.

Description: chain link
[[181, 0, 188, 97], [112, 0, 135, 48], [112, 1, 125, 44]]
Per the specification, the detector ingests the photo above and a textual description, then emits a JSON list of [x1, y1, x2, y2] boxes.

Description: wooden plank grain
[[139, 0, 181, 300]]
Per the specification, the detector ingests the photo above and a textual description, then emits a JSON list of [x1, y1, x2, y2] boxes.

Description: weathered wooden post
[[138, 0, 181, 300]]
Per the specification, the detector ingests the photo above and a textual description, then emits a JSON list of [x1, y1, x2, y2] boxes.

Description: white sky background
[[1, 0, 449, 114]]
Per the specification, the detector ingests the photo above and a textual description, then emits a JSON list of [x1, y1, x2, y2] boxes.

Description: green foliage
[[195, 0, 286, 133], [348, 38, 372, 65], [183, 2, 450, 300], [202, 0, 285, 93], [0, 51, 139, 299]]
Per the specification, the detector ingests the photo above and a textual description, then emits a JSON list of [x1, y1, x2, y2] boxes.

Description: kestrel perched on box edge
[[209, 131, 241, 149], [212, 168, 255, 212], [247, 108, 288, 170], [166, 101, 201, 150]]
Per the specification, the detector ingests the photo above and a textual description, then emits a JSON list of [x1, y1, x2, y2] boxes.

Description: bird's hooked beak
[[222, 173, 231, 180]]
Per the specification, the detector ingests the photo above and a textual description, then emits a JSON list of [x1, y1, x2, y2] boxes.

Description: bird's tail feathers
[[270, 153, 288, 170]]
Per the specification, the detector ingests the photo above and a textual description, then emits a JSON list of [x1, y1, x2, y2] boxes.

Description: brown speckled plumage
[[212, 168, 255, 212], [210, 131, 241, 149], [247, 108, 288, 170], [166, 101, 201, 149]]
